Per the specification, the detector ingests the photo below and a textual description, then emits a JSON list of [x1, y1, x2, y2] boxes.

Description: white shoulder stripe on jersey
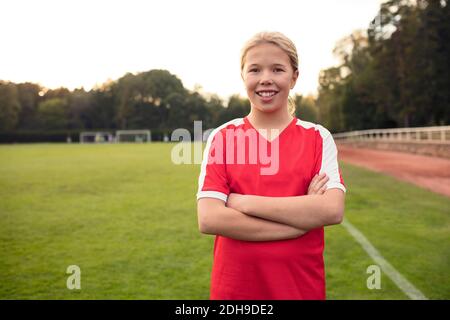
[[196, 118, 244, 202], [320, 132, 346, 192], [196, 191, 228, 203], [296, 119, 346, 193]]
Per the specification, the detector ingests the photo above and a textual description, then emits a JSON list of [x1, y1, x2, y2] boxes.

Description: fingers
[[308, 175, 318, 191], [318, 183, 327, 194], [318, 174, 329, 194], [311, 173, 327, 187], [309, 173, 329, 194]]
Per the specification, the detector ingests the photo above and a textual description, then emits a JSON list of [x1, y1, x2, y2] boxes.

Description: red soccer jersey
[[197, 116, 346, 300]]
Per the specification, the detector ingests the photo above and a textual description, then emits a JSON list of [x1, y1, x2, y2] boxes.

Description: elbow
[[323, 190, 345, 226], [326, 204, 344, 225], [197, 208, 215, 235], [199, 223, 212, 235], [197, 211, 209, 234], [330, 206, 344, 225], [332, 210, 344, 225], [197, 198, 225, 235]]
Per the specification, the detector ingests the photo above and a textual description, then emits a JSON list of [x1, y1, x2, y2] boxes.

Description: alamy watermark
[[170, 121, 280, 175], [366, 265, 381, 290], [66, 265, 81, 290]]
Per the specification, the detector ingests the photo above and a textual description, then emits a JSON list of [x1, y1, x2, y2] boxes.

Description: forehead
[[244, 42, 290, 66]]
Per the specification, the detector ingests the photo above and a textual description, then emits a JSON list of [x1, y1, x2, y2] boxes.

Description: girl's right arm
[[197, 198, 306, 241]]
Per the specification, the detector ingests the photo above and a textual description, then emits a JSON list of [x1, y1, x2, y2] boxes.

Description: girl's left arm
[[227, 189, 345, 231]]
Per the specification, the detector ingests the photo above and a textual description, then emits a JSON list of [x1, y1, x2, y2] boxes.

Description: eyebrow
[[247, 63, 287, 68]]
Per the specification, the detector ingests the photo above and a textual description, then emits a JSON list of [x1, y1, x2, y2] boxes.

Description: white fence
[[333, 126, 450, 145]]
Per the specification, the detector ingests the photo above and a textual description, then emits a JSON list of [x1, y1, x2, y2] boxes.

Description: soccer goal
[[115, 130, 152, 143], [80, 131, 115, 144]]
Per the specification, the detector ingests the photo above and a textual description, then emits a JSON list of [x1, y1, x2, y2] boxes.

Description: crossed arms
[[197, 174, 345, 242]]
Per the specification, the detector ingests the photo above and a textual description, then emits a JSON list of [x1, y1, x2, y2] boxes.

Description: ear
[[290, 69, 299, 89]]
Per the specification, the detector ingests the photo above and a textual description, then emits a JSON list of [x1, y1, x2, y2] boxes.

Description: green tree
[[0, 82, 21, 131], [67, 88, 92, 129], [113, 70, 186, 129], [16, 82, 42, 130], [217, 94, 250, 124], [318, 0, 449, 130], [37, 97, 69, 130], [294, 94, 318, 123]]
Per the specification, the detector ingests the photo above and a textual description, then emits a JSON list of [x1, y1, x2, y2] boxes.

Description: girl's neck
[[247, 106, 294, 130]]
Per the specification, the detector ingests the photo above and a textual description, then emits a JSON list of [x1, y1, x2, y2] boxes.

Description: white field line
[[341, 219, 428, 300]]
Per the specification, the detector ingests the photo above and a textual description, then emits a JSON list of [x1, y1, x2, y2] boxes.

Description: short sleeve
[[317, 129, 346, 193], [197, 129, 230, 202]]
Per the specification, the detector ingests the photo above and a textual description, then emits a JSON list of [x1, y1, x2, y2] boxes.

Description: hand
[[307, 173, 329, 195], [226, 193, 247, 212]]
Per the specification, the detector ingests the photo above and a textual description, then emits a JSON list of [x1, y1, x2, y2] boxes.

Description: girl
[[196, 31, 346, 300]]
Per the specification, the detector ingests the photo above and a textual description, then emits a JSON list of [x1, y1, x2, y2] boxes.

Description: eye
[[274, 68, 284, 72], [248, 68, 259, 73]]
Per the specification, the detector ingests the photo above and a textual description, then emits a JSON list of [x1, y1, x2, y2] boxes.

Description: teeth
[[258, 91, 276, 97]]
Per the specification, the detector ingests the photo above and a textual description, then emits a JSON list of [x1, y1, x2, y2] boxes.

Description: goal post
[[115, 130, 152, 143], [80, 131, 115, 144]]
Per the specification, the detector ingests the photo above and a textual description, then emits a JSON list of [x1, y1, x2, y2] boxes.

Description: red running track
[[337, 144, 450, 198]]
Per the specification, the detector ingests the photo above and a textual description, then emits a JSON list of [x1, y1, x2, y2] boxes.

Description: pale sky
[[0, 0, 382, 100]]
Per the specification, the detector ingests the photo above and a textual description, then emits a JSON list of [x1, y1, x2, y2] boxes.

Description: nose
[[259, 71, 274, 85], [260, 78, 273, 85]]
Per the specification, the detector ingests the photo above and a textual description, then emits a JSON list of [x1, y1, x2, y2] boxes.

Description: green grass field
[[0, 143, 449, 299]]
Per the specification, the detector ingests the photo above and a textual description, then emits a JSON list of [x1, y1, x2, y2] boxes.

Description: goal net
[[80, 131, 115, 144], [116, 130, 151, 143]]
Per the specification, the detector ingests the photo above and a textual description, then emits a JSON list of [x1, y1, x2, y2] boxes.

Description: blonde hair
[[240, 31, 299, 116]]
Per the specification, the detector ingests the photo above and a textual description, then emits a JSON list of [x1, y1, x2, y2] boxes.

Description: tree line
[[0, 69, 317, 140], [0, 0, 448, 141], [317, 0, 449, 132]]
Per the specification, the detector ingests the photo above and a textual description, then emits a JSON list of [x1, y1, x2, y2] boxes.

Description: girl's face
[[242, 43, 299, 114]]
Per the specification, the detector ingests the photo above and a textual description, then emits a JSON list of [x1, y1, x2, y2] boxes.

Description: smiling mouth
[[256, 90, 279, 97]]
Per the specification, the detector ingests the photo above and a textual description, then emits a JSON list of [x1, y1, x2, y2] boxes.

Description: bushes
[[0, 130, 80, 143]]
